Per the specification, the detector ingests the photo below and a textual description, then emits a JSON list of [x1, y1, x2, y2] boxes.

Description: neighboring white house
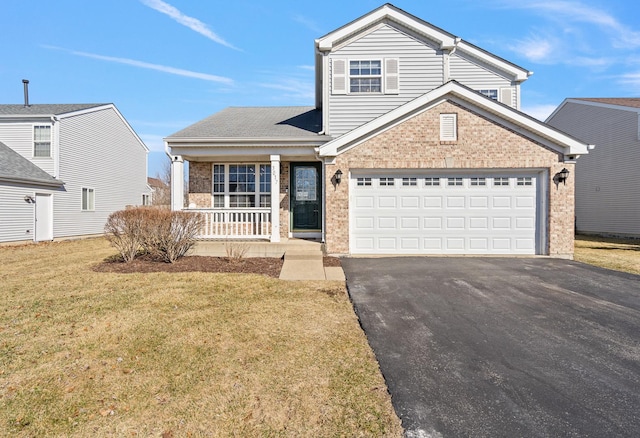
[[165, 3, 590, 258], [547, 98, 640, 237], [0, 103, 150, 243]]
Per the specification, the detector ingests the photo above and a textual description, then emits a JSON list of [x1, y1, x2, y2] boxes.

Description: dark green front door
[[291, 163, 322, 230]]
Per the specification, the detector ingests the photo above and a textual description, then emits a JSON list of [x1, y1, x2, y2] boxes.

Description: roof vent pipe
[[22, 79, 30, 107]]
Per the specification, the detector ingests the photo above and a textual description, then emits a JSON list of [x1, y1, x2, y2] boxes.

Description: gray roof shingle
[[0, 103, 107, 116], [0, 141, 63, 186], [167, 107, 326, 139]]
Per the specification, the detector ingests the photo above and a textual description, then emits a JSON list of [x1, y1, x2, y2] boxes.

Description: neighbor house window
[[212, 164, 271, 208], [350, 60, 382, 93], [82, 187, 95, 211], [479, 89, 498, 100], [33, 125, 51, 157], [142, 194, 151, 206]]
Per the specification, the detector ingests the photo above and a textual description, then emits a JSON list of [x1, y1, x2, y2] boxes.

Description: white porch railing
[[187, 208, 272, 239]]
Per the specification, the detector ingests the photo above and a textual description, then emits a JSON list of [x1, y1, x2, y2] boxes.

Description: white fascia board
[[456, 41, 532, 82], [315, 5, 457, 51], [166, 137, 331, 147], [319, 82, 590, 157], [170, 147, 318, 159]]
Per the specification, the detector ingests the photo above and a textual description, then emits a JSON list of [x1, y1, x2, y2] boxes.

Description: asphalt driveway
[[342, 257, 640, 438]]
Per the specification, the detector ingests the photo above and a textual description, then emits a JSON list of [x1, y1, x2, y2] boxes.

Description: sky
[[2, 0, 640, 178]]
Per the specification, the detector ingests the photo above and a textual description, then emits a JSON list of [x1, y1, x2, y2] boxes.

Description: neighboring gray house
[[0, 103, 150, 243], [166, 3, 590, 258], [547, 98, 640, 237]]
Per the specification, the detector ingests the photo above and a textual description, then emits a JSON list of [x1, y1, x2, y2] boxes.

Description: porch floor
[[190, 238, 345, 281]]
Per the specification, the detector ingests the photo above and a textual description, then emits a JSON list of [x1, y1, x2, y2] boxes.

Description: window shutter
[[440, 114, 457, 141], [499, 88, 514, 107], [385, 58, 399, 94], [331, 59, 347, 95]]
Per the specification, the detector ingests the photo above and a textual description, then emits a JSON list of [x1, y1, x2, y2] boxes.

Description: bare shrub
[[104, 209, 147, 262], [225, 241, 250, 261], [141, 210, 204, 263], [105, 208, 204, 263]]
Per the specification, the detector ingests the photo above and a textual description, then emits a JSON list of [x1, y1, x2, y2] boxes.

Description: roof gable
[[319, 81, 591, 158], [315, 3, 531, 82], [0, 141, 63, 187]]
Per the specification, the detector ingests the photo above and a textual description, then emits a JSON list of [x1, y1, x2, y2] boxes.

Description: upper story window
[[33, 125, 51, 157], [479, 89, 498, 100], [332, 58, 399, 95], [350, 60, 382, 93]]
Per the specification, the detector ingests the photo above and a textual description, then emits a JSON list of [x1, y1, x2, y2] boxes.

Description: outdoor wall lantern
[[334, 169, 343, 184], [24, 195, 35, 203], [557, 168, 570, 185]]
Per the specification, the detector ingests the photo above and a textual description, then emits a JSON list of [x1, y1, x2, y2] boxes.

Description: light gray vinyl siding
[[0, 182, 56, 243], [329, 24, 444, 137], [54, 107, 149, 238], [450, 52, 516, 108], [547, 102, 640, 236], [0, 123, 55, 174]]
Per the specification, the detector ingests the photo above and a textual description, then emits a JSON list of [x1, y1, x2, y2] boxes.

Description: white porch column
[[270, 155, 281, 242], [170, 155, 184, 211]]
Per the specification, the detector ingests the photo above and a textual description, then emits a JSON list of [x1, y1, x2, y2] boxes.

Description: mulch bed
[[93, 254, 342, 278]]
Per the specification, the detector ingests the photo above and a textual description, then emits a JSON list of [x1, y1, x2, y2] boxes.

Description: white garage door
[[351, 173, 541, 255]]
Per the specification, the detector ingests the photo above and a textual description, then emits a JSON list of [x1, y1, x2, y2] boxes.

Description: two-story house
[[165, 3, 590, 258], [0, 102, 150, 243], [547, 98, 640, 238]]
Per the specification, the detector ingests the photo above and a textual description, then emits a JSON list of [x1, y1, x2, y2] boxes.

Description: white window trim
[[33, 124, 52, 158], [81, 187, 95, 211], [332, 58, 399, 95], [211, 163, 271, 209]]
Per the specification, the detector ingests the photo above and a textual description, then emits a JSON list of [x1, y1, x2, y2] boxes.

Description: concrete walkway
[[192, 239, 345, 281]]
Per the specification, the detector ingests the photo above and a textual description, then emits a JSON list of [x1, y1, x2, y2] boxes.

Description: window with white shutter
[[332, 59, 347, 95], [440, 114, 457, 141]]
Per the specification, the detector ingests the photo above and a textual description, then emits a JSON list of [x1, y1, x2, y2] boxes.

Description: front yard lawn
[[574, 235, 640, 275], [0, 238, 402, 436]]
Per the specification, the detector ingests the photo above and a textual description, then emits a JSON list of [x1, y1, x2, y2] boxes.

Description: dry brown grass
[[0, 238, 402, 437], [574, 235, 640, 275]]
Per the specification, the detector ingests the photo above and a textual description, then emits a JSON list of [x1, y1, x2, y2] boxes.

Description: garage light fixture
[[334, 169, 343, 184], [557, 168, 570, 185]]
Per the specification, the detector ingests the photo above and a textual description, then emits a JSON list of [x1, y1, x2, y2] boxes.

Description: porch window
[[212, 164, 271, 208]]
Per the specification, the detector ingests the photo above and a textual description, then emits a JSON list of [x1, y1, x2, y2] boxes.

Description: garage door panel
[[351, 173, 539, 255], [378, 196, 396, 208]]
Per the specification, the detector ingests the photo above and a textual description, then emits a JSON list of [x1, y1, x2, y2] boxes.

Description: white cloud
[[512, 35, 554, 63], [43, 45, 233, 84], [521, 104, 559, 121], [292, 14, 322, 34], [140, 0, 239, 50], [617, 71, 640, 91], [501, 0, 640, 49], [298, 65, 315, 71]]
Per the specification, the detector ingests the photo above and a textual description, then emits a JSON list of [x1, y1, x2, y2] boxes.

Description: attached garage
[[320, 82, 591, 258], [350, 171, 545, 255]]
